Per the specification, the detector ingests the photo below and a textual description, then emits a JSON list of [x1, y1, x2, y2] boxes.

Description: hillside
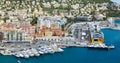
[[6, 0, 111, 3], [81, 0, 110, 3]]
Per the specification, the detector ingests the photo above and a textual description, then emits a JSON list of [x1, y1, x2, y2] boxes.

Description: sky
[[111, 0, 120, 4]]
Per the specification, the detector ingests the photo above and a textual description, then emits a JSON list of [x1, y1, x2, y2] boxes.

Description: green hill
[[81, 0, 110, 3], [5, 0, 111, 3]]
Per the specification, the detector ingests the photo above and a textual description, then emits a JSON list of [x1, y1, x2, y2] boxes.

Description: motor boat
[[24, 54, 29, 58], [19, 54, 24, 58], [38, 51, 44, 54], [58, 48, 64, 52]]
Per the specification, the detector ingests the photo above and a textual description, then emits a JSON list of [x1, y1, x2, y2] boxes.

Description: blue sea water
[[115, 19, 120, 24], [0, 29, 120, 63]]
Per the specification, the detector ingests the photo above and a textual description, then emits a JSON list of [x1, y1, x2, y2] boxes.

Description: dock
[[75, 43, 115, 49], [0, 36, 115, 58]]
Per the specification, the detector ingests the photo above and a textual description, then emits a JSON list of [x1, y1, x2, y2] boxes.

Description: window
[[94, 39, 98, 41]]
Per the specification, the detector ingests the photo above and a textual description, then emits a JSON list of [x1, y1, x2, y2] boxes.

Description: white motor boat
[[33, 50, 39, 56], [15, 54, 20, 57], [44, 50, 48, 54], [35, 53, 40, 56], [24, 54, 29, 58], [30, 53, 34, 57], [48, 49, 55, 54], [38, 51, 44, 54], [19, 54, 24, 58], [58, 48, 64, 52]]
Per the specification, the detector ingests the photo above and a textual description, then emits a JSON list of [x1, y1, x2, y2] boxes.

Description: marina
[[0, 21, 117, 58], [0, 29, 120, 63], [0, 34, 115, 58], [0, 0, 120, 63]]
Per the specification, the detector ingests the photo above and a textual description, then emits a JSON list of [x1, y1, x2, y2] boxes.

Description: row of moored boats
[[2, 45, 64, 58]]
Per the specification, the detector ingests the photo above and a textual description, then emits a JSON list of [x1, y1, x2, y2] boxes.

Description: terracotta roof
[[51, 23, 58, 27]]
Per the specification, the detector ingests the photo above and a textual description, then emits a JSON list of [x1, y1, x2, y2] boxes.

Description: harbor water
[[115, 19, 120, 24], [0, 29, 120, 63]]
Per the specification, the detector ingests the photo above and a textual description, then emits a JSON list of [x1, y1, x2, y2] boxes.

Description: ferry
[[88, 25, 115, 49]]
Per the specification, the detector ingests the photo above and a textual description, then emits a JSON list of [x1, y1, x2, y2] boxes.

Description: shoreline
[[0, 21, 118, 58], [0, 40, 115, 58]]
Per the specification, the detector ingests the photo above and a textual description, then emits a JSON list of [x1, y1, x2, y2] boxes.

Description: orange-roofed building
[[51, 28, 62, 36], [51, 23, 59, 28]]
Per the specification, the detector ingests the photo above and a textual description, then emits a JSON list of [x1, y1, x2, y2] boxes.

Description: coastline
[[0, 29, 120, 63], [0, 21, 118, 58]]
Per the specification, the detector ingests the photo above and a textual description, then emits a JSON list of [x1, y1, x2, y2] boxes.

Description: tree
[[30, 17, 37, 25], [2, 17, 9, 23], [61, 24, 65, 31]]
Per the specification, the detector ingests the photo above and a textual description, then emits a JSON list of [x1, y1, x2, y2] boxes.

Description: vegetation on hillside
[[30, 17, 37, 25], [81, 0, 110, 3], [6, 0, 111, 3]]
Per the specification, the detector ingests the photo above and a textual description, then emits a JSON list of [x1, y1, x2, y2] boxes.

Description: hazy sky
[[111, 0, 120, 4]]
